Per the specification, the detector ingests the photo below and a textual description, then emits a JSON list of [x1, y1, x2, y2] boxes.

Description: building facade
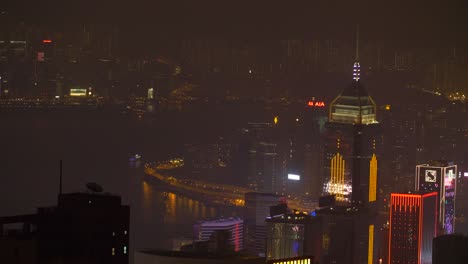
[[415, 161, 457, 234], [388, 192, 438, 264], [244, 192, 286, 257], [193, 217, 244, 252]]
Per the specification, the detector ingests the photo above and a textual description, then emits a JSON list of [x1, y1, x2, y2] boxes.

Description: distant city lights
[[464, 172, 468, 177], [325, 181, 352, 200]]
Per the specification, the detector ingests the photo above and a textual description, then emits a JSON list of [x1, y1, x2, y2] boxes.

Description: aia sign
[[308, 101, 325, 107]]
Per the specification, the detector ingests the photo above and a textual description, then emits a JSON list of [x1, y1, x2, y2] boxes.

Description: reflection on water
[[0, 112, 243, 260], [138, 174, 241, 249], [165, 192, 176, 223], [160, 190, 232, 225]]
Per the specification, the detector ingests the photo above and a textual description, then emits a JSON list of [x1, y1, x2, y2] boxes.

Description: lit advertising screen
[[288, 174, 300, 181], [418, 167, 443, 195], [444, 166, 457, 234], [70, 88, 87, 97], [425, 170, 437, 182]]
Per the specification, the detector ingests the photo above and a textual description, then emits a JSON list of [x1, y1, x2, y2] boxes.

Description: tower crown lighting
[[353, 62, 361, 81]]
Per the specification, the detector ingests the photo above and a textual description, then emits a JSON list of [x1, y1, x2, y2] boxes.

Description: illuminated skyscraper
[[415, 161, 457, 234], [322, 29, 382, 262], [325, 61, 380, 205], [321, 62, 382, 264], [388, 192, 438, 264]]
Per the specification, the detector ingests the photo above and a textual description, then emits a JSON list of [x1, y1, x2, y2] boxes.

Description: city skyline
[[1, 2, 468, 264]]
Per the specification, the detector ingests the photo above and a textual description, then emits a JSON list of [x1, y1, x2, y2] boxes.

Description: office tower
[[266, 212, 322, 262], [302, 98, 327, 199], [193, 217, 244, 252], [321, 47, 382, 263], [415, 161, 457, 234], [325, 61, 380, 205], [246, 122, 285, 194], [317, 205, 369, 264], [244, 192, 286, 257], [388, 192, 438, 264], [0, 192, 130, 264], [432, 234, 468, 264]]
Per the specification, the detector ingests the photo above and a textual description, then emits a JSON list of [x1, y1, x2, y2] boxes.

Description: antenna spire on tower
[[353, 24, 361, 81], [356, 24, 360, 61]]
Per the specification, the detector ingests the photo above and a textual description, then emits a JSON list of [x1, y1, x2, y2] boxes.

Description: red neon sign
[[42, 40, 52, 43], [308, 101, 325, 107]]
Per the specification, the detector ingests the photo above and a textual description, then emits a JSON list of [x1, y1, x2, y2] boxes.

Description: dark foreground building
[[0, 192, 130, 264], [432, 234, 468, 264]]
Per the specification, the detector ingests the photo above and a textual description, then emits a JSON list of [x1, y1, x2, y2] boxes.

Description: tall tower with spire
[[321, 25, 383, 264], [326, 24, 379, 205]]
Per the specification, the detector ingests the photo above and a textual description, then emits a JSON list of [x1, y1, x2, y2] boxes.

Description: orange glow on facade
[[330, 153, 345, 200], [42, 39, 52, 43], [388, 192, 438, 264], [369, 154, 377, 202], [368, 225, 374, 264]]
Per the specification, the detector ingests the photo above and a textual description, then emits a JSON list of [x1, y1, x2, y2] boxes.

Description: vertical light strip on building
[[330, 153, 345, 200], [369, 154, 377, 202], [368, 224, 374, 264]]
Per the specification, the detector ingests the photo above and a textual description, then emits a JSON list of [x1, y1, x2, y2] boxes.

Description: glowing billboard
[[425, 169, 437, 182], [307, 101, 325, 107], [287, 174, 300, 181], [70, 88, 87, 97]]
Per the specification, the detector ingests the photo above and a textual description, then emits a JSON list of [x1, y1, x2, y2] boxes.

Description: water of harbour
[[0, 109, 242, 263]]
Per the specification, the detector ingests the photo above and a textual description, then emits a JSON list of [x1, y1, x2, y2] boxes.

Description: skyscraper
[[321, 33, 382, 262], [388, 192, 438, 264], [325, 61, 380, 205], [415, 161, 457, 234], [266, 212, 322, 262], [244, 192, 286, 257]]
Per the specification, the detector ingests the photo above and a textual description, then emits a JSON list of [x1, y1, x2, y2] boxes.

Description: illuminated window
[[112, 232, 115, 236], [111, 247, 115, 256], [124, 230, 128, 235], [124, 246, 127, 254]]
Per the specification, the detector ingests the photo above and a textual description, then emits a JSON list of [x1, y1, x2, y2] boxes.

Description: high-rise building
[[266, 212, 322, 262], [321, 56, 382, 264], [325, 62, 380, 205], [388, 192, 438, 264], [244, 192, 286, 257], [193, 217, 244, 252], [0, 192, 130, 264], [415, 161, 457, 234], [302, 98, 327, 200], [246, 122, 285, 194]]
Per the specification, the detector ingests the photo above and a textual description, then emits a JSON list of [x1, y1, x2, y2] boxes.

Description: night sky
[[4, 0, 468, 44]]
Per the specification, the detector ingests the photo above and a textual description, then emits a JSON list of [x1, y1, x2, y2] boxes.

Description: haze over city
[[1, 1, 467, 264]]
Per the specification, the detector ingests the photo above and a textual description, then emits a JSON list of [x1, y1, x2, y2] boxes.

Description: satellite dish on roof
[[86, 182, 103, 193]]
